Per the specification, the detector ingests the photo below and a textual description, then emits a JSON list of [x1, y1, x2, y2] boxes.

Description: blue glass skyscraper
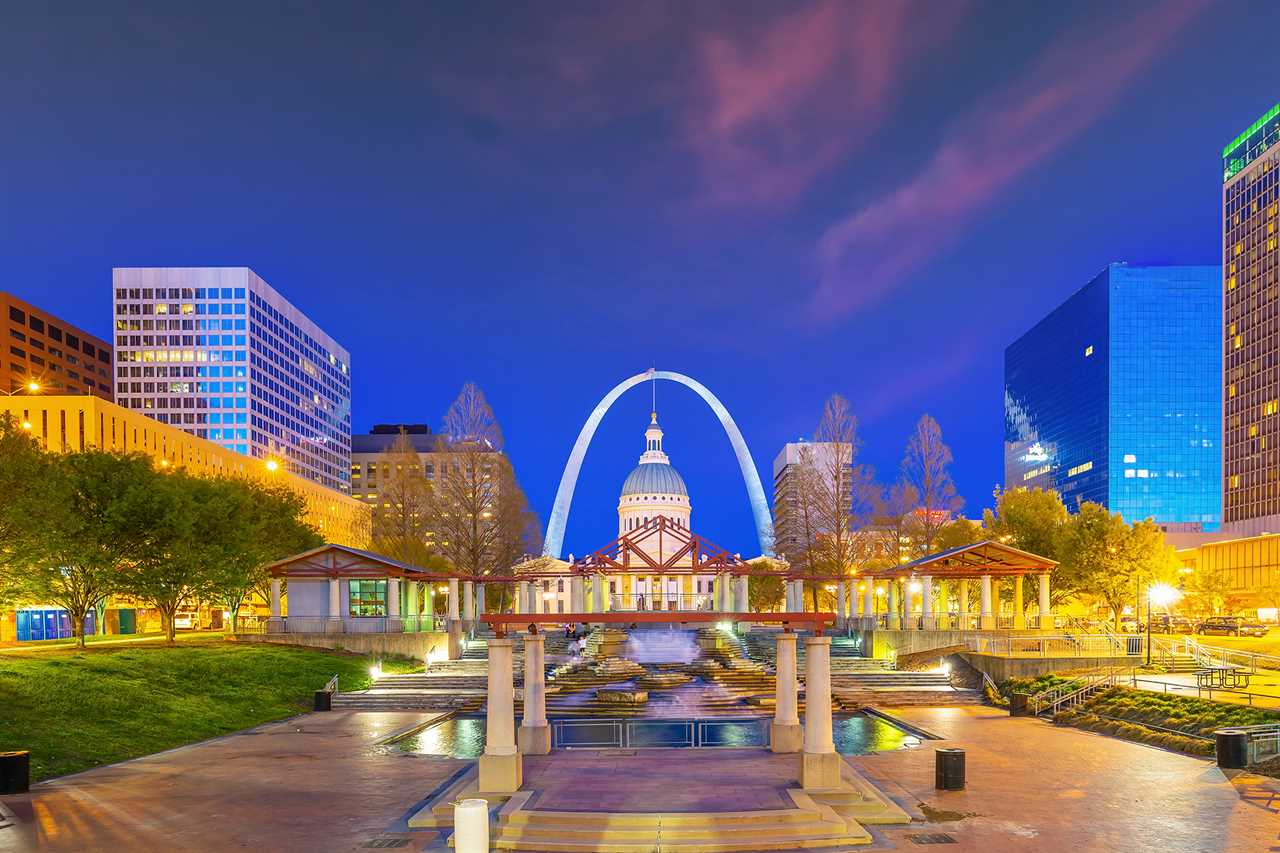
[[1005, 263, 1222, 531]]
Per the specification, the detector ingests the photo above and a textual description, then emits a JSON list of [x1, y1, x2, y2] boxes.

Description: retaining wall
[[232, 630, 452, 661], [958, 652, 1136, 681]]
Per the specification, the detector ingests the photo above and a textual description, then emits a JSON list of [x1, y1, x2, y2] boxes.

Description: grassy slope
[[0, 640, 417, 781]]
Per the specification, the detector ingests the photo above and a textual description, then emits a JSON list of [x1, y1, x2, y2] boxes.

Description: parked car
[[1196, 616, 1269, 637], [1145, 614, 1195, 634]]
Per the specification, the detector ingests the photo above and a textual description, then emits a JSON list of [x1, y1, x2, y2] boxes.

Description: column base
[[478, 752, 522, 793], [448, 625, 464, 660], [266, 617, 285, 634], [887, 618, 901, 630], [770, 722, 803, 753], [324, 618, 345, 635], [979, 616, 995, 630], [518, 724, 551, 755], [800, 751, 843, 790], [922, 617, 937, 631]]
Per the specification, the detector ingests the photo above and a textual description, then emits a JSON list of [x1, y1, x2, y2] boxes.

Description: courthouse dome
[[621, 462, 688, 498]]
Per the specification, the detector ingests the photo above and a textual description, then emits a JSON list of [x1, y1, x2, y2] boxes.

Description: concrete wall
[[858, 629, 1054, 659], [959, 653, 1136, 682], [287, 579, 330, 617], [234, 630, 450, 662]]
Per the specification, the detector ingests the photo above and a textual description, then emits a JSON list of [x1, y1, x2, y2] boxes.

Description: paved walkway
[[3, 705, 1278, 851]]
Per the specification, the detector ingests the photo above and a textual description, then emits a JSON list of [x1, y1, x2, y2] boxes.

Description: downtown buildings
[[111, 268, 352, 492], [2, 292, 112, 399], [772, 440, 854, 561], [1005, 263, 1222, 532]]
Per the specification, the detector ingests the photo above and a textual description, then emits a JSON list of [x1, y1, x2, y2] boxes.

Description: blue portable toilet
[[43, 610, 58, 640], [16, 611, 31, 642]]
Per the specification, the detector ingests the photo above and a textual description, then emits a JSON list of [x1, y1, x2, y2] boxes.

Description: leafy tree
[[747, 558, 786, 612], [902, 414, 963, 553], [983, 487, 1075, 611], [5, 451, 165, 648], [1056, 502, 1130, 629], [935, 517, 984, 550]]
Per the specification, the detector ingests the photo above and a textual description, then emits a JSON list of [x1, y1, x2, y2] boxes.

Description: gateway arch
[[543, 369, 775, 559]]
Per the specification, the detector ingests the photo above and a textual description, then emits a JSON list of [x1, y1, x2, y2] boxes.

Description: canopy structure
[[572, 515, 753, 575], [858, 540, 1056, 581], [265, 544, 433, 579]]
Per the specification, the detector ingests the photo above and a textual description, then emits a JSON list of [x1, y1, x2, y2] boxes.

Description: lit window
[[1250, 424, 1259, 437], [1124, 469, 1136, 479], [1235, 335, 1243, 349], [1083, 345, 1093, 357], [1123, 454, 1136, 464], [1067, 461, 1093, 477]]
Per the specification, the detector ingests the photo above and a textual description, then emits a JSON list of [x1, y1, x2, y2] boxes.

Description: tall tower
[[618, 413, 692, 543], [1223, 103, 1280, 534]]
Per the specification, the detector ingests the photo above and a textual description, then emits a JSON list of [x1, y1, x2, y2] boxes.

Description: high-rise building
[[772, 440, 853, 560], [111, 268, 351, 492], [2, 292, 113, 399], [1223, 102, 1280, 535], [1005, 263, 1222, 531], [351, 423, 437, 509]]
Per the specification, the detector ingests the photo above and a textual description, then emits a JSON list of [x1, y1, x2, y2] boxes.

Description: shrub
[[1055, 709, 1214, 756]]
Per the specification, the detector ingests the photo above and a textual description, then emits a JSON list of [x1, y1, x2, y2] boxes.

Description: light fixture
[[1147, 583, 1181, 608], [264, 459, 280, 472], [20, 420, 31, 430], [908, 580, 923, 593]]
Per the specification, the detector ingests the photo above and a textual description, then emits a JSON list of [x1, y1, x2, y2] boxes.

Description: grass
[[0, 639, 419, 781]]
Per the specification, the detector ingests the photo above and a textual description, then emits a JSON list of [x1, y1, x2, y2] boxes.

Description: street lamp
[[2, 380, 40, 396], [1145, 582, 1183, 665], [264, 459, 280, 472]]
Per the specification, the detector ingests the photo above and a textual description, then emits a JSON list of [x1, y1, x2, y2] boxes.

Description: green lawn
[[0, 639, 418, 781]]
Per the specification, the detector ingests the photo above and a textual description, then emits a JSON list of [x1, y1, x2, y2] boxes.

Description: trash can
[[0, 751, 30, 794], [935, 748, 965, 790], [1009, 692, 1031, 716], [313, 690, 332, 712], [1215, 729, 1250, 770]]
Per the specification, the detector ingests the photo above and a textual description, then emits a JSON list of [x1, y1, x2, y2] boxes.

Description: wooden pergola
[[571, 515, 754, 575], [265, 544, 434, 579], [857, 540, 1056, 581]]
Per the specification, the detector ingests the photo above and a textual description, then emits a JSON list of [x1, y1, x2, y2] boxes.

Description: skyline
[[3, 1, 1278, 555]]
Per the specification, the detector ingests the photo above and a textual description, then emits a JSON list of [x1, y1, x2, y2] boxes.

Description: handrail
[[1128, 673, 1273, 707], [323, 673, 340, 695]]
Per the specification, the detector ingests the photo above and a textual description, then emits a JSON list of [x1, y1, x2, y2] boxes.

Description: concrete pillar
[[887, 582, 900, 630], [734, 575, 748, 613], [936, 580, 949, 630], [958, 580, 969, 630], [448, 578, 461, 623], [980, 575, 994, 630], [268, 578, 284, 632], [771, 632, 802, 752], [407, 580, 419, 616], [836, 580, 847, 626], [463, 581, 475, 628], [478, 638, 521, 792], [1013, 575, 1026, 630], [518, 634, 550, 754], [1039, 573, 1053, 632], [570, 576, 585, 613], [476, 584, 485, 618], [326, 577, 343, 633], [387, 578, 401, 632], [921, 576, 935, 630], [862, 584, 874, 623], [593, 575, 607, 612], [903, 580, 916, 631], [801, 636, 839, 789], [517, 581, 529, 615]]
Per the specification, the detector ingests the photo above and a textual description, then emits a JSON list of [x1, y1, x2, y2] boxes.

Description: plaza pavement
[[2, 706, 1278, 851]]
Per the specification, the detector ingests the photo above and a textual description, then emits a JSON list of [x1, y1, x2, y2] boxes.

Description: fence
[[967, 634, 1144, 658], [551, 717, 766, 750]]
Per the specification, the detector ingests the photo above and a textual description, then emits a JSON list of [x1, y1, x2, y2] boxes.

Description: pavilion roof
[[571, 516, 752, 575], [858, 540, 1056, 580], [266, 544, 434, 579]]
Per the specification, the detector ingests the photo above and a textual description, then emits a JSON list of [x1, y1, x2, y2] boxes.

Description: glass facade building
[[111, 268, 351, 492], [1005, 263, 1222, 531], [1223, 102, 1280, 534]]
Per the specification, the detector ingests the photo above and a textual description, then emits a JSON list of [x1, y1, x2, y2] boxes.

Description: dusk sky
[[2, 1, 1276, 557]]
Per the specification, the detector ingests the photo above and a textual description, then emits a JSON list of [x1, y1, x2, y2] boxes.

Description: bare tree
[[371, 429, 435, 566], [902, 414, 963, 554], [490, 460, 543, 612], [805, 395, 860, 610], [443, 381, 503, 450], [874, 480, 921, 565]]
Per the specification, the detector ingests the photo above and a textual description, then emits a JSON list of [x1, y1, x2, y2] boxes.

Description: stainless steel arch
[[543, 369, 774, 559]]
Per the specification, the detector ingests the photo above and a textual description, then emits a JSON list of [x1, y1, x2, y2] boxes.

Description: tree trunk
[[230, 600, 241, 634]]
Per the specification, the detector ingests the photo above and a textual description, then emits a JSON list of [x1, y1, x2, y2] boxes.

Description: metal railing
[[322, 673, 339, 695], [1235, 724, 1280, 764], [1155, 638, 1280, 674], [1030, 669, 1126, 716], [1128, 673, 1274, 707], [967, 634, 1145, 658], [550, 717, 766, 750]]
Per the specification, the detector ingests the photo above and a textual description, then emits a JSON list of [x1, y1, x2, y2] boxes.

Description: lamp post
[[1146, 583, 1182, 666], [2, 380, 40, 396]]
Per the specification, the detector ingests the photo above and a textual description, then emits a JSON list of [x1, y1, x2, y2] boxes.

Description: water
[[396, 713, 921, 759], [622, 629, 700, 664]]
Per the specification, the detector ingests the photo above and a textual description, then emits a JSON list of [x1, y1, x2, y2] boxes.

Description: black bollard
[[935, 748, 965, 790], [0, 751, 30, 794], [1215, 729, 1250, 770], [313, 690, 332, 712]]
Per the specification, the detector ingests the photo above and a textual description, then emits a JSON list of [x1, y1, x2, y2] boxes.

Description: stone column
[[387, 577, 402, 633], [448, 578, 461, 624], [478, 638, 522, 792], [462, 581, 475, 629], [1013, 575, 1026, 630], [887, 582, 900, 630], [593, 575, 606, 612], [476, 584, 486, 618], [734, 575, 749, 612], [903, 580, 916, 631], [1038, 574, 1053, 632], [980, 575, 995, 630], [921, 576, 935, 630], [801, 636, 839, 789], [862, 584, 874, 624], [518, 634, 550, 754], [517, 581, 529, 615], [771, 633, 802, 752], [268, 578, 284, 633], [958, 580, 970, 630], [936, 580, 949, 631], [326, 577, 343, 633], [836, 580, 847, 626]]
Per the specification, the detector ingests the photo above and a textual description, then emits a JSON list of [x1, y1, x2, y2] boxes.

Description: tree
[[208, 479, 322, 633], [490, 461, 542, 613], [371, 428, 435, 566], [431, 383, 505, 580], [804, 395, 862, 610], [747, 558, 786, 612], [983, 487, 1075, 610], [5, 451, 166, 648], [1056, 502, 1130, 630], [872, 480, 921, 565], [442, 381, 503, 450], [902, 414, 963, 554], [935, 517, 984, 550]]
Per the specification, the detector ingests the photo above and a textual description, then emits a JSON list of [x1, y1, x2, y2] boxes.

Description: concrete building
[[772, 440, 853, 560], [111, 267, 351, 492], [350, 423, 437, 508], [1176, 533, 1280, 621], [2, 292, 112, 399], [1005, 263, 1222, 531], [1223, 102, 1280, 535]]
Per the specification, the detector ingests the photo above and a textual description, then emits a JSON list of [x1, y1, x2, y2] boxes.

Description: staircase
[[830, 670, 982, 709], [1028, 670, 1124, 716]]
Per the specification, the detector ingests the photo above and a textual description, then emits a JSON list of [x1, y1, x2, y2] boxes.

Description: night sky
[[2, 1, 1275, 557]]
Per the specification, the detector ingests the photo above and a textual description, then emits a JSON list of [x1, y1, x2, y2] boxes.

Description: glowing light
[[25, 381, 39, 392], [908, 580, 923, 593], [1147, 583, 1181, 608], [1020, 442, 1049, 463], [20, 420, 31, 430], [369, 662, 383, 679], [875, 587, 886, 597], [264, 458, 280, 472]]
